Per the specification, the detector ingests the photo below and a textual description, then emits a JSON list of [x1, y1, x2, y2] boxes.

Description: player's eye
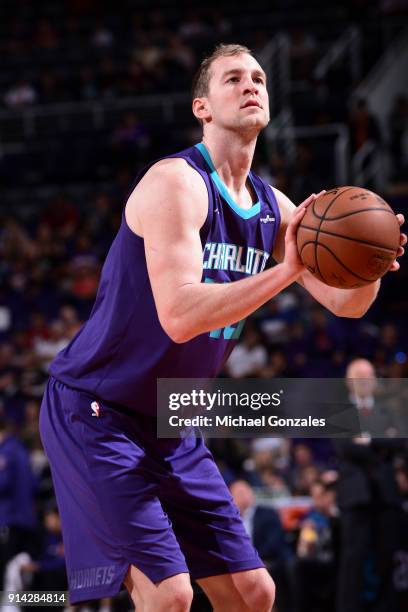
[[254, 77, 264, 84], [227, 76, 240, 83]]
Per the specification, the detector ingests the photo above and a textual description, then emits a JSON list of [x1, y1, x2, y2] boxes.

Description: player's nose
[[242, 76, 259, 94]]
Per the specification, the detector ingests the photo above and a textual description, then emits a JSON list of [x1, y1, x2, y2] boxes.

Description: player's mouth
[[241, 100, 262, 109]]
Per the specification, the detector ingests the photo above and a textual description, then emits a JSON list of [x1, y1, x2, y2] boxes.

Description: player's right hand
[[283, 191, 325, 277]]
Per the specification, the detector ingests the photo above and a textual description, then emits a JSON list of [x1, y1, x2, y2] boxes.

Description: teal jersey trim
[[195, 143, 261, 220]]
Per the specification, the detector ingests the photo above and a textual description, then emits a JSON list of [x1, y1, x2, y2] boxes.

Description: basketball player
[[40, 44, 405, 612]]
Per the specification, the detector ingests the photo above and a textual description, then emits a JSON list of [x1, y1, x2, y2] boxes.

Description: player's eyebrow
[[221, 68, 267, 81]]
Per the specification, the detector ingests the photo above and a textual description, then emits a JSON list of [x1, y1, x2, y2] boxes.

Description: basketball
[[296, 187, 400, 289]]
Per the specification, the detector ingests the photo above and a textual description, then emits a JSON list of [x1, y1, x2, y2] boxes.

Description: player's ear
[[192, 97, 211, 123]]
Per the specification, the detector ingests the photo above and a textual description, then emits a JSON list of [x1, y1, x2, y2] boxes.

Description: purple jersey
[[50, 144, 281, 413]]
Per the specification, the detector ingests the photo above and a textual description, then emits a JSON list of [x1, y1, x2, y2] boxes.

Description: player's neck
[[201, 132, 257, 195]]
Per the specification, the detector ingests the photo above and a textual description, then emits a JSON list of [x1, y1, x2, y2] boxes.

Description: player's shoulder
[[141, 157, 205, 193], [127, 156, 207, 212], [126, 156, 208, 235]]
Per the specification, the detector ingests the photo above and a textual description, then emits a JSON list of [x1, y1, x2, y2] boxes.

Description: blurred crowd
[[1, 0, 407, 200], [0, 1, 371, 108], [0, 0, 406, 110]]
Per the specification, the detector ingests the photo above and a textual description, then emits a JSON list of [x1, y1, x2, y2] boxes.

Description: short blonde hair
[[192, 43, 253, 99]]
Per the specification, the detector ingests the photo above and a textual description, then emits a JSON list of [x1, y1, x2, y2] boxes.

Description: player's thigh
[[160, 437, 264, 580], [125, 564, 193, 612], [197, 568, 275, 612]]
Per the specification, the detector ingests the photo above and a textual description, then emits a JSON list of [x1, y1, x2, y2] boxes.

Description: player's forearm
[[162, 263, 300, 343], [300, 271, 380, 318]]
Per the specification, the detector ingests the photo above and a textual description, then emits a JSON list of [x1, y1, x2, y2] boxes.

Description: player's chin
[[239, 114, 269, 130]]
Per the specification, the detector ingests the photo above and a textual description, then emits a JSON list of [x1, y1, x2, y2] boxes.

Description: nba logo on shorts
[[91, 401, 100, 417]]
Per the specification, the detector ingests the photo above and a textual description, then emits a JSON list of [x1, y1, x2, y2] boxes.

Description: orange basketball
[[296, 187, 400, 289]]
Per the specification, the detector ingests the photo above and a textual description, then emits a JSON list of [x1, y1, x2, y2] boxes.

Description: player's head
[[192, 43, 269, 135]]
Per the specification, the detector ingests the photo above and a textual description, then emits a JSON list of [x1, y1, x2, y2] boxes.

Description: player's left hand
[[390, 214, 406, 271]]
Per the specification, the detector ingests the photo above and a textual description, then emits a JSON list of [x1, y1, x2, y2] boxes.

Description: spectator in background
[[20, 400, 41, 450], [256, 299, 289, 346], [58, 306, 81, 339], [335, 358, 404, 612], [345, 358, 398, 436], [289, 443, 321, 496], [230, 480, 293, 612], [225, 327, 267, 378], [24, 312, 49, 351], [1, 502, 66, 610], [257, 467, 291, 499], [33, 320, 69, 373], [68, 244, 100, 318], [294, 479, 339, 612], [0, 416, 37, 589], [19, 501, 66, 593], [252, 438, 291, 474]]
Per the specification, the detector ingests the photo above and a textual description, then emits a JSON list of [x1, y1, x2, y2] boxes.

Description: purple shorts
[[39, 377, 263, 604]]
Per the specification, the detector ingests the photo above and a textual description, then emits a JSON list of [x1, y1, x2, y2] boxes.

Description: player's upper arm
[[271, 186, 296, 263], [125, 158, 208, 337]]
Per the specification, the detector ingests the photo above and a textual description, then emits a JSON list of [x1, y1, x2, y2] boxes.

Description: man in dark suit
[[335, 359, 404, 612], [229, 479, 293, 612]]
